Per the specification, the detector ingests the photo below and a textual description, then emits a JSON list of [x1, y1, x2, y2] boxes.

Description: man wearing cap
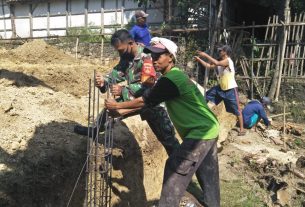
[[74, 29, 179, 156], [105, 37, 220, 207], [195, 45, 246, 136], [242, 97, 271, 130], [129, 10, 151, 46]]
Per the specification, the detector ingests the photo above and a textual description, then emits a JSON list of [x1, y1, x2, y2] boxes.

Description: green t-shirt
[[143, 67, 219, 140]]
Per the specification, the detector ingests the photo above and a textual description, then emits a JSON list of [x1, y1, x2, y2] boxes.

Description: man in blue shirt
[[129, 10, 151, 46], [242, 97, 271, 130]]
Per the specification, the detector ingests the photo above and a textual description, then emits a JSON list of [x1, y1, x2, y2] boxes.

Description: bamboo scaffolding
[[296, 13, 305, 76], [257, 17, 271, 77], [263, 15, 278, 96], [287, 14, 298, 77], [301, 46, 305, 76]]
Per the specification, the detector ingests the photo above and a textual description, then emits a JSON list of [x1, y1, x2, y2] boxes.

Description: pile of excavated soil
[[0, 77, 89, 206], [0, 40, 109, 96], [9, 39, 76, 64]]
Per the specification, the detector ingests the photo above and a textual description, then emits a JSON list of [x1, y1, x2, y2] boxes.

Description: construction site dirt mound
[[11, 39, 75, 64], [0, 40, 110, 96]]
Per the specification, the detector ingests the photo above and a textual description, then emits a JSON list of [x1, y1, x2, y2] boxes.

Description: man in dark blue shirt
[[129, 10, 151, 46], [242, 97, 271, 129]]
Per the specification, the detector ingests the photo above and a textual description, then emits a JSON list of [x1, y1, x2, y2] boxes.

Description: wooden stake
[[270, 112, 291, 118], [75, 37, 79, 59]]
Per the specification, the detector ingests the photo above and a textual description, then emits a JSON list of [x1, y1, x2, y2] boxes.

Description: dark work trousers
[[158, 138, 220, 207], [96, 106, 180, 156]]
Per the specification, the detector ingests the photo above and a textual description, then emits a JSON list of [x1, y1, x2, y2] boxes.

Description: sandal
[[238, 131, 246, 136]]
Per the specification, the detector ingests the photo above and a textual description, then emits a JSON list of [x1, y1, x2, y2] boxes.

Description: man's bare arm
[[197, 51, 229, 67], [105, 97, 145, 110], [194, 56, 217, 69]]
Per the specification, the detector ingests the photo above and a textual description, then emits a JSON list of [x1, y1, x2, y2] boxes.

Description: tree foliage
[[134, 0, 209, 28], [290, 0, 305, 13]]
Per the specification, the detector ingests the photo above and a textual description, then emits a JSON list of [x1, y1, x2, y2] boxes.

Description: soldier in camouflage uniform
[[74, 29, 179, 155]]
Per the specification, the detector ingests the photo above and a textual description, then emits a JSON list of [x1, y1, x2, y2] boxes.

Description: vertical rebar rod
[[109, 118, 114, 207], [85, 79, 92, 206], [94, 74, 100, 206], [92, 70, 96, 207], [90, 71, 96, 207]]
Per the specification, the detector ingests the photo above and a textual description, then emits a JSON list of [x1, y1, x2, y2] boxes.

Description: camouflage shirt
[[101, 45, 150, 101]]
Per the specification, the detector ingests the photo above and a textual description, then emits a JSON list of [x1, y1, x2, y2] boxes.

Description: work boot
[[74, 125, 97, 138]]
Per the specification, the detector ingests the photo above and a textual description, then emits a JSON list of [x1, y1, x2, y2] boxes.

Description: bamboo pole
[[271, 0, 290, 101], [270, 112, 291, 118], [29, 4, 33, 37], [85, 0, 89, 28], [100, 0, 104, 61], [1, 0, 7, 38], [244, 55, 262, 95], [295, 13, 305, 76], [292, 13, 302, 76], [240, 58, 250, 89], [287, 14, 298, 76], [115, 0, 118, 31], [121, 0, 125, 29], [251, 21, 255, 99], [9, 4, 16, 38], [301, 46, 305, 76], [257, 17, 271, 77], [204, 0, 224, 95], [263, 16, 276, 95], [47, 2, 50, 36], [66, 0, 69, 34]]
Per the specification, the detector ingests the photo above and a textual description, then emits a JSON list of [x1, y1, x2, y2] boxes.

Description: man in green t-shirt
[[105, 37, 220, 207]]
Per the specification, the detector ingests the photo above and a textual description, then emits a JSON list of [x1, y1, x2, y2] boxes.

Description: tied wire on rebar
[[66, 71, 116, 207], [84, 71, 116, 207], [66, 73, 101, 207]]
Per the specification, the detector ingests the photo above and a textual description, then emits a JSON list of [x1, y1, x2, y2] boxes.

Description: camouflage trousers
[[140, 106, 180, 155], [96, 106, 180, 156]]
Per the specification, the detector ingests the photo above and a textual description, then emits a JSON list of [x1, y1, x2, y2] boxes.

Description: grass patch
[[221, 179, 266, 207], [187, 178, 267, 207]]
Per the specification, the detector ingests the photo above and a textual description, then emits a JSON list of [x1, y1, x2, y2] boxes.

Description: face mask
[[120, 44, 134, 60]]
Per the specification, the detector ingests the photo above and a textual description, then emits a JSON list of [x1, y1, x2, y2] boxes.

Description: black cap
[[217, 45, 232, 55], [143, 46, 167, 54]]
